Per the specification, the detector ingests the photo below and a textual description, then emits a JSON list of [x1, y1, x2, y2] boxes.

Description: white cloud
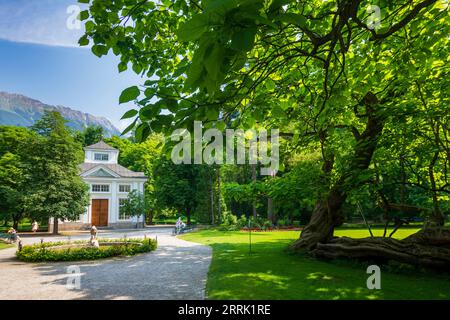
[[0, 0, 87, 47]]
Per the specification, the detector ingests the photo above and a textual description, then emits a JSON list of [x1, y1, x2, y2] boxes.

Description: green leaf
[[276, 13, 307, 28], [206, 108, 219, 120], [132, 63, 142, 74], [163, 99, 178, 113], [91, 45, 108, 57], [265, 79, 276, 91], [156, 114, 174, 126], [204, 43, 224, 80], [119, 86, 140, 104], [118, 62, 127, 73], [144, 88, 156, 98], [139, 105, 157, 120], [173, 65, 188, 78], [231, 27, 257, 51], [79, 10, 89, 21], [176, 15, 208, 41], [271, 105, 285, 118], [135, 123, 151, 143], [85, 20, 95, 32], [121, 109, 138, 120], [121, 119, 137, 136], [78, 35, 89, 46]]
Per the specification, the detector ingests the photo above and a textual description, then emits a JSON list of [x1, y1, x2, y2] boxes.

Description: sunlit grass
[[0, 242, 14, 250], [180, 228, 450, 300]]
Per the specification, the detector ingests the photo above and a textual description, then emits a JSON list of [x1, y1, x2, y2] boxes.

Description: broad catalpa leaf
[[231, 27, 257, 51], [135, 123, 151, 143], [121, 119, 137, 136], [176, 15, 208, 42], [121, 109, 138, 120], [276, 13, 308, 28], [204, 43, 224, 80], [91, 44, 108, 57], [119, 86, 140, 104], [78, 35, 89, 46], [79, 10, 89, 21]]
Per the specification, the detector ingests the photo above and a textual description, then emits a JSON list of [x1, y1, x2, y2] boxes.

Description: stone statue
[[89, 226, 99, 248]]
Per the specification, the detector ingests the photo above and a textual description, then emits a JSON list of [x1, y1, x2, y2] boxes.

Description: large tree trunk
[[186, 207, 192, 225], [267, 197, 274, 223], [12, 212, 22, 230], [292, 92, 385, 251], [217, 167, 222, 221], [53, 217, 59, 235], [291, 188, 347, 250], [428, 149, 445, 226], [147, 209, 154, 225], [210, 180, 215, 225]]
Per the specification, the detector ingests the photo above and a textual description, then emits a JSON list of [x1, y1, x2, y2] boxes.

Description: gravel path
[[0, 229, 212, 300]]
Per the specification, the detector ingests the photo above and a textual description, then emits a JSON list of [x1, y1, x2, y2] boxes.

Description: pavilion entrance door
[[91, 199, 109, 227]]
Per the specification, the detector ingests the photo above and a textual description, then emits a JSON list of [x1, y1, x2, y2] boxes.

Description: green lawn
[[0, 242, 13, 250], [180, 228, 450, 300], [0, 219, 48, 233]]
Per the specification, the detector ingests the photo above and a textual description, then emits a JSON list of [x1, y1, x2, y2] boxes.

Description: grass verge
[[180, 228, 450, 300]]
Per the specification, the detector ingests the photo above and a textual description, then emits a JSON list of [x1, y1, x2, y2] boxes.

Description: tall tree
[[29, 111, 89, 234], [75, 125, 105, 146], [0, 153, 27, 229], [0, 126, 37, 229]]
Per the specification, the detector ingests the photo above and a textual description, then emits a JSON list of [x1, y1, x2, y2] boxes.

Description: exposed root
[[309, 228, 450, 269]]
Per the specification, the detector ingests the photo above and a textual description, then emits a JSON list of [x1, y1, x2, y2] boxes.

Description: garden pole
[[248, 217, 252, 254]]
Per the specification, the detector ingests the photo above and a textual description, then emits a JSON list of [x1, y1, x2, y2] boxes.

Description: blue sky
[[0, 0, 144, 130]]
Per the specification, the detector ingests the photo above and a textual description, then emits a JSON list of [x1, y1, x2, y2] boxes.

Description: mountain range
[[0, 92, 121, 136]]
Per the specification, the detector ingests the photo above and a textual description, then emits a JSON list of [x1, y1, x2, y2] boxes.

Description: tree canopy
[[78, 0, 450, 267]]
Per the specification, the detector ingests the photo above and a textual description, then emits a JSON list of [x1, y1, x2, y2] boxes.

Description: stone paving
[[0, 228, 211, 300]]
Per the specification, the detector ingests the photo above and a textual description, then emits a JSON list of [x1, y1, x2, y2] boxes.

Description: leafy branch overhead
[[79, 0, 450, 267], [80, 0, 447, 142]]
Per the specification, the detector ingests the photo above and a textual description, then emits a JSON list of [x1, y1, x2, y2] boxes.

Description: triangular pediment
[[81, 165, 120, 178], [88, 168, 116, 178]]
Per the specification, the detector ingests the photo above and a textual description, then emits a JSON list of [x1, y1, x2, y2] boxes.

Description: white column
[[110, 181, 118, 224]]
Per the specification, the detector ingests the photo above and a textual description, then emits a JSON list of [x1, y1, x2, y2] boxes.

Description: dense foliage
[[80, 0, 449, 246], [0, 112, 90, 233]]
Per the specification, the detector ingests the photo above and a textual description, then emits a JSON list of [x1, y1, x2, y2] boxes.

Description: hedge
[[16, 238, 157, 262]]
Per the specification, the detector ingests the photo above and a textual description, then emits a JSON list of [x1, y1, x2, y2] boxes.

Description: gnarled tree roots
[[292, 228, 450, 269]]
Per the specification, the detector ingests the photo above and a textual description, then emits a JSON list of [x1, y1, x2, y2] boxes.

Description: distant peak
[[0, 91, 121, 137]]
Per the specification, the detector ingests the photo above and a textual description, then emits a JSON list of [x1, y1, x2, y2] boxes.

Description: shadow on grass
[[204, 240, 450, 300]]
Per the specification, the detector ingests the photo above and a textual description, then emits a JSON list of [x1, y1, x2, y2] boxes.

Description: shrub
[[237, 216, 248, 229], [261, 220, 273, 231], [16, 238, 157, 262], [218, 212, 240, 231], [293, 220, 301, 227], [222, 212, 238, 226], [277, 219, 286, 227]]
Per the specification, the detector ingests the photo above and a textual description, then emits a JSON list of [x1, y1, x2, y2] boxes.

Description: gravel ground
[[0, 228, 211, 300]]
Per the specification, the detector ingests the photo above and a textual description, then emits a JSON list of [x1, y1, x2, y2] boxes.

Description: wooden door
[[92, 199, 109, 227]]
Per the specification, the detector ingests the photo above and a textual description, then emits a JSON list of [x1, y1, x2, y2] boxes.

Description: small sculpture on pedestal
[[89, 226, 99, 248]]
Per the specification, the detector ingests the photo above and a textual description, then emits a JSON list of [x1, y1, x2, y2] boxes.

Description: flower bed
[[16, 238, 157, 262], [240, 227, 303, 232]]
